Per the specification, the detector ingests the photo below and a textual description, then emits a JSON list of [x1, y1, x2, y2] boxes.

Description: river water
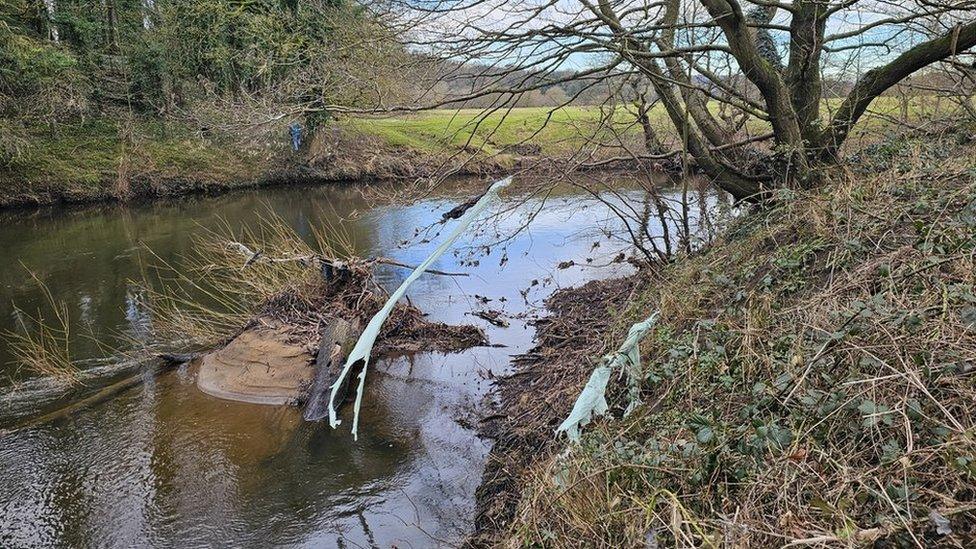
[[0, 177, 713, 547]]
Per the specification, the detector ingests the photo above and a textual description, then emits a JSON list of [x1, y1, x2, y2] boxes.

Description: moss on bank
[[0, 119, 285, 208], [475, 128, 976, 547]]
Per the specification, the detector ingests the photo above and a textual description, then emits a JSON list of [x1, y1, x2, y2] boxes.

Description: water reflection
[[0, 177, 721, 547]]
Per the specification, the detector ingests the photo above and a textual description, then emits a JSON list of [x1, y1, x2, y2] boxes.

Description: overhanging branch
[[821, 21, 976, 154]]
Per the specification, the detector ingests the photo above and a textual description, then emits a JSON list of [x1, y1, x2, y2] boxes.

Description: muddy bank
[[304, 126, 684, 182], [470, 272, 652, 545]]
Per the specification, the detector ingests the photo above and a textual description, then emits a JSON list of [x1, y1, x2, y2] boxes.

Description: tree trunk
[[303, 318, 360, 421]]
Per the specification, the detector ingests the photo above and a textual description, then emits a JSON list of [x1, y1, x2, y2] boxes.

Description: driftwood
[[159, 352, 199, 364], [6, 358, 179, 433], [473, 310, 510, 328], [227, 243, 469, 278], [303, 317, 360, 421]]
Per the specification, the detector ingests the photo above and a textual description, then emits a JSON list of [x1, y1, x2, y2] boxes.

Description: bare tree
[[380, 0, 976, 200]]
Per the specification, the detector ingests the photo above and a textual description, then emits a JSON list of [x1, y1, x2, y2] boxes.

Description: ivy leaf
[[960, 306, 976, 331], [696, 426, 715, 444]]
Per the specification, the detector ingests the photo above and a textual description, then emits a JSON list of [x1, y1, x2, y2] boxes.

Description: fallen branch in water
[[473, 310, 510, 328], [372, 257, 468, 277], [226, 243, 469, 277], [4, 357, 180, 433], [328, 176, 513, 439]]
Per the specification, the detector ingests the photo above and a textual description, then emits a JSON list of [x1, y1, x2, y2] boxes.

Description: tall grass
[[5, 271, 80, 383], [137, 209, 358, 351]]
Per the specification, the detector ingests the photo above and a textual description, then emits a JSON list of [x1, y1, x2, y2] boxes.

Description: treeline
[[0, 0, 411, 162]]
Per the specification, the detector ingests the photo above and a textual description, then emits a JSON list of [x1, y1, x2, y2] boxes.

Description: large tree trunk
[[785, 0, 828, 143], [589, 0, 764, 200], [699, 0, 812, 184]]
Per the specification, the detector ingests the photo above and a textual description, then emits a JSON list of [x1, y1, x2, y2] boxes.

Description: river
[[0, 177, 716, 547]]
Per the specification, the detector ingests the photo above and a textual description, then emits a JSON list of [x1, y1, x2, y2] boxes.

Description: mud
[[469, 272, 653, 546], [196, 319, 314, 405]]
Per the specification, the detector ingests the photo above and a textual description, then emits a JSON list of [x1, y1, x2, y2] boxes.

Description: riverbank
[[0, 171, 657, 546], [472, 127, 976, 546], [1, 100, 947, 210], [0, 119, 278, 209], [0, 108, 648, 210]]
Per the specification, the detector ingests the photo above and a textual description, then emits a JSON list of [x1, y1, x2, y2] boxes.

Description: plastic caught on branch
[[327, 177, 513, 439], [555, 312, 659, 442]]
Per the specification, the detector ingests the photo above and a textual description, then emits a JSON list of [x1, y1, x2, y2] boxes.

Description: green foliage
[[0, 26, 75, 96], [0, 117, 273, 204], [1, 0, 401, 119]]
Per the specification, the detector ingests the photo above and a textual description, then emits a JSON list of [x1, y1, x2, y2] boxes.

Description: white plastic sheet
[[555, 312, 659, 442], [328, 176, 512, 439]]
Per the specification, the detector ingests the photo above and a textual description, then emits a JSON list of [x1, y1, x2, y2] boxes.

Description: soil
[[196, 318, 315, 405], [469, 271, 653, 546]]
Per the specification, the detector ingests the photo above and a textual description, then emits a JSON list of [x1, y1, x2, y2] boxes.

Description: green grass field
[[342, 106, 644, 155], [343, 96, 959, 155]]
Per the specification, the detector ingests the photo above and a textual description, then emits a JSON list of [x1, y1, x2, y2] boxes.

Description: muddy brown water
[[0, 177, 720, 547]]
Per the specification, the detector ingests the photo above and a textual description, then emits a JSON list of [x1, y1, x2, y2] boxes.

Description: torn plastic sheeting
[[555, 312, 659, 442], [327, 176, 513, 439]]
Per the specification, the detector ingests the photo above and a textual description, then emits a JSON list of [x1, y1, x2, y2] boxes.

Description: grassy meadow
[[345, 95, 958, 155]]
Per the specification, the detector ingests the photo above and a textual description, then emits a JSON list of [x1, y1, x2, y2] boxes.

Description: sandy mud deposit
[[193, 261, 487, 408]]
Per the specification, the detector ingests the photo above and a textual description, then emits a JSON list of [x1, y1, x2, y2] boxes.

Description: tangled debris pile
[[248, 258, 486, 358], [472, 273, 654, 543], [142, 214, 489, 412], [195, 260, 486, 407]]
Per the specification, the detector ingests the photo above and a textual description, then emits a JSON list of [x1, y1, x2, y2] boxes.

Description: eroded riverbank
[[0, 119, 680, 211]]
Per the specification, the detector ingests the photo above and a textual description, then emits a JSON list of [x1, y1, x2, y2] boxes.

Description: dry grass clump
[[138, 212, 352, 349], [4, 272, 81, 383], [6, 304, 78, 383], [491, 129, 976, 547], [141, 211, 484, 358]]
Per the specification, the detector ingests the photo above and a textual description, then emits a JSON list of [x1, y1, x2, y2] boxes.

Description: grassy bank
[[475, 128, 976, 546], [0, 98, 960, 209], [0, 119, 287, 208], [344, 97, 954, 156], [1, 107, 630, 208], [342, 106, 644, 155]]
